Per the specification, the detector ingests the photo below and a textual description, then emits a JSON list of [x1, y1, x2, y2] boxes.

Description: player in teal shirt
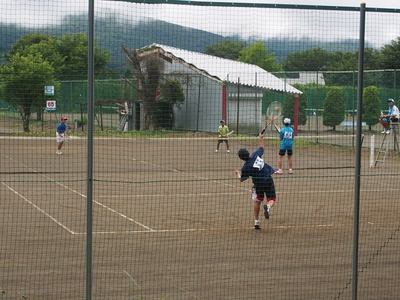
[[274, 118, 295, 175]]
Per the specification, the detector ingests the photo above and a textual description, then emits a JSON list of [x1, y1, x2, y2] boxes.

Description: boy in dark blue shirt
[[235, 133, 276, 230]]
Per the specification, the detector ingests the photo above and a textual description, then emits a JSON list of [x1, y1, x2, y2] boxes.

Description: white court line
[[1, 154, 153, 234], [2, 182, 76, 234]]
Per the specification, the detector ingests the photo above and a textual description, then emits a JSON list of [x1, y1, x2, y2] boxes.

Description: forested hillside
[[0, 14, 366, 73]]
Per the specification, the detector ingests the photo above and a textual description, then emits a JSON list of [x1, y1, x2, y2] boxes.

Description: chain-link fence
[[1, 1, 400, 299]]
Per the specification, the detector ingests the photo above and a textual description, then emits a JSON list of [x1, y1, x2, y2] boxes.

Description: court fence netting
[[0, 1, 399, 299]]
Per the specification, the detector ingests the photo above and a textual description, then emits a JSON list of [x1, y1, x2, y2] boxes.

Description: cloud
[[2, 0, 400, 48]]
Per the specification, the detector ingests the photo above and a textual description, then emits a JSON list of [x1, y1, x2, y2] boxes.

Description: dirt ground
[[0, 116, 399, 299]]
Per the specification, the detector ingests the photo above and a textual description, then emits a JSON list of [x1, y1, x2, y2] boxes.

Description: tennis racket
[[66, 135, 78, 143], [261, 101, 282, 134], [219, 130, 234, 138]]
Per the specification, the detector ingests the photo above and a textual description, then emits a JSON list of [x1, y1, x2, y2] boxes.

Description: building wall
[[226, 84, 263, 135], [173, 74, 222, 132], [165, 60, 263, 134], [165, 62, 221, 132]]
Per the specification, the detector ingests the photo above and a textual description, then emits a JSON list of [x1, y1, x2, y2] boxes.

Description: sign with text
[[45, 86, 54, 96], [46, 101, 56, 111]]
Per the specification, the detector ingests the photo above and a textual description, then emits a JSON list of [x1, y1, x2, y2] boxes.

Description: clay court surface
[[1, 132, 399, 299]]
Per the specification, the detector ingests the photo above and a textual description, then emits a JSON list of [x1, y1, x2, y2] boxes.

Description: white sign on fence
[[46, 101, 56, 111]]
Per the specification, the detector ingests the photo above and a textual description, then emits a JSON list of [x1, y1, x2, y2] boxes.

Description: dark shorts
[[279, 149, 293, 156], [218, 139, 229, 143], [383, 117, 399, 123], [253, 177, 276, 202]]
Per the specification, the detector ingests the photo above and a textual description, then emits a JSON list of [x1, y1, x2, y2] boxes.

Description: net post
[[352, 3, 366, 299], [370, 135, 375, 167]]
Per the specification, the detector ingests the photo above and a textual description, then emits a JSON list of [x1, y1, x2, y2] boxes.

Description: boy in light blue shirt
[[274, 118, 295, 175]]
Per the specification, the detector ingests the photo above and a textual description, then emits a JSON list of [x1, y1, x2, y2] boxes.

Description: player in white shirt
[[379, 98, 399, 134]]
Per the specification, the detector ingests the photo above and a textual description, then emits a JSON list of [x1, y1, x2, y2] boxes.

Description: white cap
[[284, 118, 291, 125]]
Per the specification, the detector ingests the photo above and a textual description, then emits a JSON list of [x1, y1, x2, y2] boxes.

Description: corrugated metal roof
[[138, 44, 303, 95]]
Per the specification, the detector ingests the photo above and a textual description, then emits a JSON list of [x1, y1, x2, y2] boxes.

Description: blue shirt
[[279, 126, 295, 150], [240, 147, 275, 185], [57, 122, 67, 134]]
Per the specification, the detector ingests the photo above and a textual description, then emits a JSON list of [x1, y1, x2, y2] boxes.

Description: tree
[[238, 41, 281, 72], [283, 48, 330, 71], [380, 37, 400, 70], [379, 37, 400, 88], [282, 47, 382, 87], [6, 34, 66, 80], [4, 33, 55, 61], [125, 47, 164, 130], [157, 79, 185, 129], [56, 33, 111, 80], [1, 33, 112, 131], [5, 33, 111, 80], [122, 45, 165, 130], [203, 40, 245, 60], [322, 87, 346, 130], [122, 46, 186, 130], [0, 53, 57, 132], [362, 86, 381, 130]]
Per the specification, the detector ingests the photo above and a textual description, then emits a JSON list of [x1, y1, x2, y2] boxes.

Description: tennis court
[[1, 133, 399, 299]]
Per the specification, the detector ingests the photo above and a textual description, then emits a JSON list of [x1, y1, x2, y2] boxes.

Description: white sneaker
[[254, 220, 261, 230], [56, 150, 62, 155], [215, 150, 218, 153], [274, 169, 283, 175], [226, 150, 230, 153], [288, 169, 294, 174]]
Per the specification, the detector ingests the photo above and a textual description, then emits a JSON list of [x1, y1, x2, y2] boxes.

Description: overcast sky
[[231, 0, 400, 8], [1, 0, 400, 48]]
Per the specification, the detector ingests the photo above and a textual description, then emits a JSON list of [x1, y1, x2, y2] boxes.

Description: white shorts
[[56, 132, 65, 143]]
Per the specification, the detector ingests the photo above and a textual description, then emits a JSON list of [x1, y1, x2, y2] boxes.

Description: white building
[[136, 44, 302, 134], [279, 71, 325, 86]]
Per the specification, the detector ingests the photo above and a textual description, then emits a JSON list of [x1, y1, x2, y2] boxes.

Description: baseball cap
[[61, 116, 68, 120], [387, 98, 395, 103], [220, 120, 225, 123], [284, 118, 291, 125]]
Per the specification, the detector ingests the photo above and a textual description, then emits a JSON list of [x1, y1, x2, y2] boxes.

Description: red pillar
[[294, 94, 299, 136], [222, 85, 227, 121]]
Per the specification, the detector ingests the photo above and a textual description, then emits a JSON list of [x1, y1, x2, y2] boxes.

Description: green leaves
[[322, 87, 346, 130], [362, 86, 381, 128], [203, 40, 245, 60], [0, 32, 111, 131], [1, 53, 55, 105], [204, 40, 281, 72], [238, 41, 281, 72]]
